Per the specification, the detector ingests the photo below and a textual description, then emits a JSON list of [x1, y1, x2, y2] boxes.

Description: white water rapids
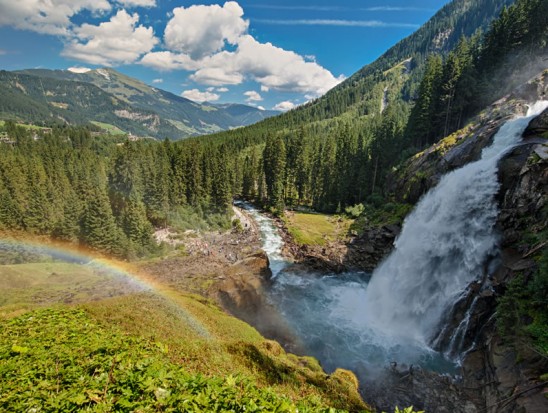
[[238, 101, 548, 375]]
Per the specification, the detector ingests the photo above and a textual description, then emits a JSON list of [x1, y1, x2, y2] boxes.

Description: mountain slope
[[14, 68, 279, 138], [0, 70, 183, 138], [200, 0, 514, 140]]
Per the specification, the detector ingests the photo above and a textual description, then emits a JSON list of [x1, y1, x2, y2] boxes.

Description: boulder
[[523, 107, 548, 137]]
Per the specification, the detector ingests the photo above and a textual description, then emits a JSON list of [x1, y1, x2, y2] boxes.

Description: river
[[234, 101, 548, 407]]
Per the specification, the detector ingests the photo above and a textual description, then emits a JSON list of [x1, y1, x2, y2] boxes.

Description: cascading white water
[[236, 102, 547, 379], [363, 101, 548, 349], [234, 201, 289, 277]]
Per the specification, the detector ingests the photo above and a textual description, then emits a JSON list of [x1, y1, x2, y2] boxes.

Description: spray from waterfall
[[363, 101, 548, 353]]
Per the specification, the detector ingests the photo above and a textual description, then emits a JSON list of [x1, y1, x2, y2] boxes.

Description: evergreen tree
[[263, 134, 286, 211]]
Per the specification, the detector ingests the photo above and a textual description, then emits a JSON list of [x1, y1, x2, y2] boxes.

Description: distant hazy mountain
[[1, 68, 279, 139]]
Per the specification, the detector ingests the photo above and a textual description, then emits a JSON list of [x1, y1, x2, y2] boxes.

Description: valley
[[1, 0, 548, 412]]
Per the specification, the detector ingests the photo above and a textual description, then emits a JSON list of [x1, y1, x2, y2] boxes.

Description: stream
[[239, 202, 457, 377], [235, 101, 548, 410]]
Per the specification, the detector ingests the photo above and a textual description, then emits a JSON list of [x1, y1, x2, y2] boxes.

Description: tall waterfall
[[363, 101, 548, 349]]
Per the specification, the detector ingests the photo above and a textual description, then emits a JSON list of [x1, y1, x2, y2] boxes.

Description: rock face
[[382, 72, 548, 413], [458, 107, 548, 413], [209, 250, 301, 351], [280, 221, 399, 273], [390, 71, 548, 205]]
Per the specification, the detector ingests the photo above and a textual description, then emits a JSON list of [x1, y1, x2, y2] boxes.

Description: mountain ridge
[[0, 67, 279, 140]]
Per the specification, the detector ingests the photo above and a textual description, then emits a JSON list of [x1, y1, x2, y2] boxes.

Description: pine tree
[[263, 134, 286, 211]]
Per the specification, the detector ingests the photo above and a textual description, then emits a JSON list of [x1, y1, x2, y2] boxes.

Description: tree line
[[0, 0, 545, 258], [0, 123, 236, 258]]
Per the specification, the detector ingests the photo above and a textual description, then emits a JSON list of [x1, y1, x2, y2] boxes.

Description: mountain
[[0, 70, 184, 138], [201, 0, 515, 138], [0, 68, 279, 139], [192, 0, 530, 213], [214, 103, 279, 127]]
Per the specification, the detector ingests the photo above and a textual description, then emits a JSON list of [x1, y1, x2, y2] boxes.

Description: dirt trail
[[232, 206, 258, 233]]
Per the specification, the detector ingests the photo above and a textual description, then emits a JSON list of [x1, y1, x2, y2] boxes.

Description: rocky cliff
[[388, 71, 548, 412]]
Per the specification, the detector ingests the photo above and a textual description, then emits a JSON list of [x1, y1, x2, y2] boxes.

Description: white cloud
[[257, 106, 265, 111], [0, 0, 111, 35], [152, 78, 163, 84], [190, 65, 244, 86], [244, 90, 262, 102], [233, 35, 344, 96], [67, 66, 92, 73], [255, 19, 419, 29], [140, 51, 197, 71], [62, 10, 158, 66], [180, 35, 344, 97], [164, 1, 248, 59], [181, 88, 220, 103], [217, 87, 229, 92], [117, 0, 157, 7], [140, 2, 345, 98], [273, 101, 296, 111]]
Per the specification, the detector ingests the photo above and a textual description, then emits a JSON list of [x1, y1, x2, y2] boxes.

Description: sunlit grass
[[283, 212, 351, 246]]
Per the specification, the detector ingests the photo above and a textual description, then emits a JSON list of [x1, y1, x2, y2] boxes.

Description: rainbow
[[0, 235, 211, 338]]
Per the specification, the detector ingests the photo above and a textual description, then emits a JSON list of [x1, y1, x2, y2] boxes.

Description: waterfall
[[363, 101, 548, 351]]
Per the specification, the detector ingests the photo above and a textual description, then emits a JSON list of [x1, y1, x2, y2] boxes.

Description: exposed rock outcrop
[[383, 72, 548, 412], [279, 220, 399, 273], [210, 250, 301, 351], [389, 70, 548, 205], [457, 107, 548, 413]]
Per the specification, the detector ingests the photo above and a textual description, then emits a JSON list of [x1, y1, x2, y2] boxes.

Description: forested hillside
[[0, 68, 279, 140], [0, 123, 237, 258], [1, 0, 545, 260], [188, 0, 547, 213]]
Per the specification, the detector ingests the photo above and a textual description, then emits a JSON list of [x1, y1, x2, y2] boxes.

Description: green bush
[[0, 308, 351, 413]]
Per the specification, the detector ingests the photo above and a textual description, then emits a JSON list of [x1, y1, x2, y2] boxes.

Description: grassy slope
[[283, 212, 352, 247], [0, 260, 369, 412]]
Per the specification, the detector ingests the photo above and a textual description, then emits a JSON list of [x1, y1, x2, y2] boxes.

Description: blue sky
[[0, 1, 449, 110]]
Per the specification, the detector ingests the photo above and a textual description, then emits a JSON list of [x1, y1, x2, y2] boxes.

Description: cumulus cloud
[[164, 1, 248, 59], [152, 78, 163, 84], [146, 35, 344, 97], [140, 51, 197, 71], [244, 90, 262, 102], [190, 65, 244, 86], [62, 10, 158, 66], [217, 87, 229, 92], [0, 0, 111, 35], [117, 0, 157, 7], [181, 88, 220, 103], [67, 66, 92, 73], [273, 101, 296, 111], [140, 1, 344, 98]]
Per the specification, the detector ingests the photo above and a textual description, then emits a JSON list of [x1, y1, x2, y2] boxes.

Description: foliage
[[392, 408, 424, 413], [0, 129, 233, 259], [0, 308, 357, 412]]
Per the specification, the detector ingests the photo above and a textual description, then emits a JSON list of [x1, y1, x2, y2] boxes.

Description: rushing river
[[239, 202, 456, 376], [236, 101, 548, 379]]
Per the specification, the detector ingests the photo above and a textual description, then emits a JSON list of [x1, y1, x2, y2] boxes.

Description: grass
[[90, 121, 126, 135], [283, 212, 351, 246], [0, 262, 143, 319], [0, 120, 48, 131], [167, 119, 198, 135], [0, 256, 370, 412], [1, 308, 363, 412]]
